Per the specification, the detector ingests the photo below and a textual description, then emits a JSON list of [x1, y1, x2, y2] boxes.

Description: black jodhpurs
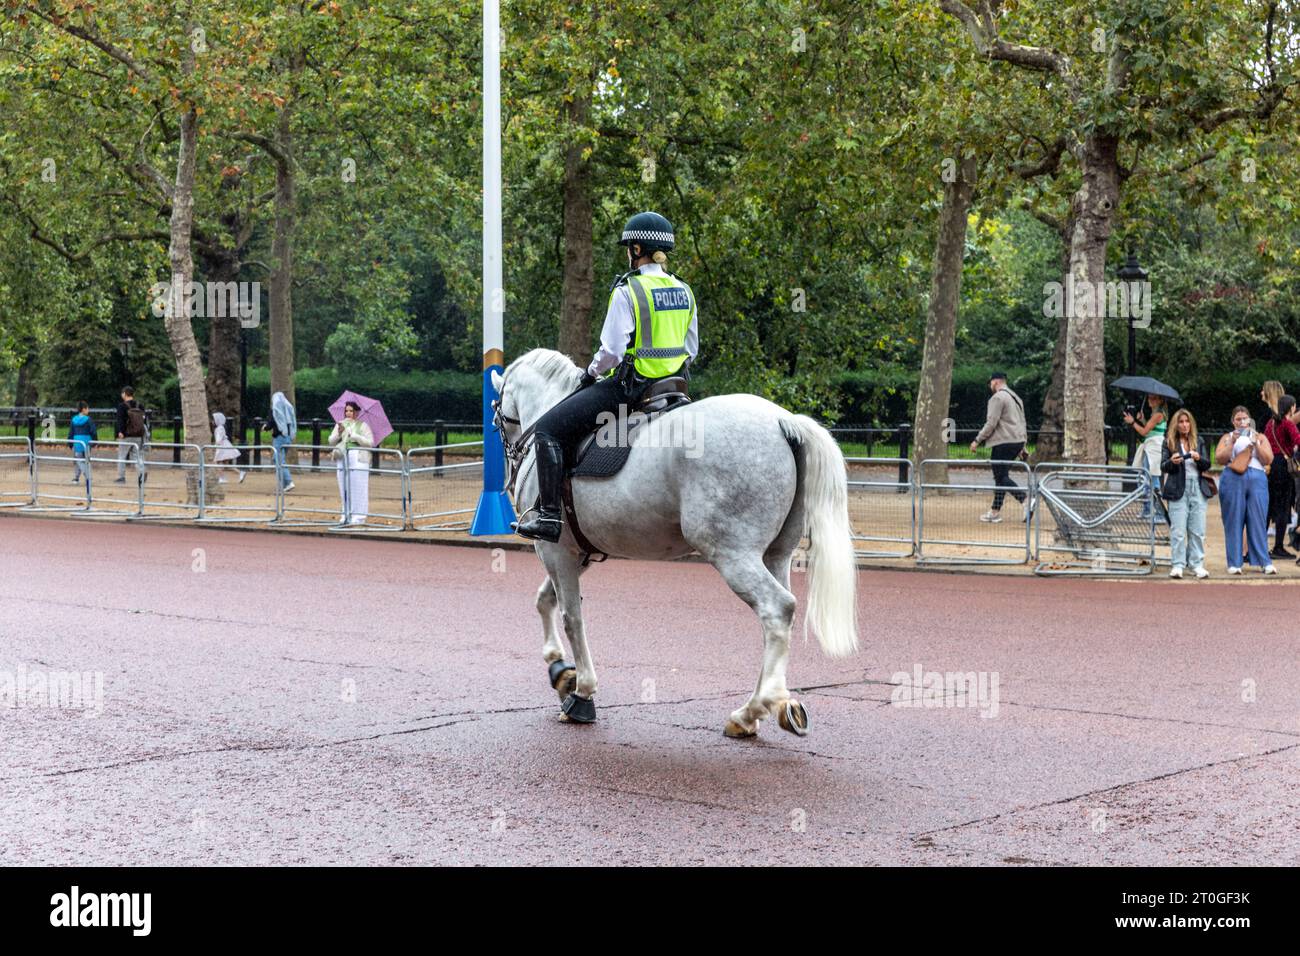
[[534, 374, 653, 461], [990, 441, 1027, 511]]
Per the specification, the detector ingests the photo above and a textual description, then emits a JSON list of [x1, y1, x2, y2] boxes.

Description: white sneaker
[[217, 477, 228, 484], [283, 481, 296, 493], [1193, 567, 1209, 579], [979, 510, 1003, 523], [237, 471, 247, 483], [1228, 566, 1243, 575], [1169, 567, 1184, 579], [1264, 564, 1277, 575]]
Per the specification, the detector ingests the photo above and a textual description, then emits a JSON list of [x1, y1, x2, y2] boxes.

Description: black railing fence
[[3, 406, 1238, 468]]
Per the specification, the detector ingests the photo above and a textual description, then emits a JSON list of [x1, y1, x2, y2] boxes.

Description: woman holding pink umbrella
[[328, 400, 374, 524]]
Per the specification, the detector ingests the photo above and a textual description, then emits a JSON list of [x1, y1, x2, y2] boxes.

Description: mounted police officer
[[513, 211, 698, 542]]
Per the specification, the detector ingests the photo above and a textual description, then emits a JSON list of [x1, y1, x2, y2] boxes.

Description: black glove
[[579, 371, 597, 390]]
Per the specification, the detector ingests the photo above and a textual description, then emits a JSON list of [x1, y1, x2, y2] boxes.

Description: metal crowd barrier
[[335, 447, 407, 532], [136, 443, 205, 520], [1033, 462, 1156, 575], [916, 458, 1032, 565], [407, 442, 484, 531], [79, 440, 145, 518], [844, 457, 915, 558], [26, 438, 142, 516], [197, 444, 281, 523], [0, 437, 32, 507], [275, 442, 350, 528]]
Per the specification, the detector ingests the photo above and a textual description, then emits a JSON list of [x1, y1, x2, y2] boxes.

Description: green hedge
[[164, 360, 1300, 430]]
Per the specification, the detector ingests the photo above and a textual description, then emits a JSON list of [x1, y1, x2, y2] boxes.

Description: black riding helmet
[[619, 211, 675, 254]]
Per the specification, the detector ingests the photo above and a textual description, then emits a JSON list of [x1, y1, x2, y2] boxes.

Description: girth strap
[[560, 477, 608, 566]]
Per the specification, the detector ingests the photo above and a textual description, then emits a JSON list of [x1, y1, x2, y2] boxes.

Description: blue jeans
[[1219, 468, 1270, 569], [272, 435, 292, 489], [1167, 482, 1206, 570]]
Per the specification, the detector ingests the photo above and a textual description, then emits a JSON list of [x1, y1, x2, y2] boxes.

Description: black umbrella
[[1110, 376, 1181, 403]]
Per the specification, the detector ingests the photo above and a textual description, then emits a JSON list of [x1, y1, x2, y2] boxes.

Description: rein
[[492, 375, 583, 500]]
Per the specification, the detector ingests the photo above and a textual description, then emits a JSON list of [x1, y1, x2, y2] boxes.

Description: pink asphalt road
[[2, 513, 1298, 866]]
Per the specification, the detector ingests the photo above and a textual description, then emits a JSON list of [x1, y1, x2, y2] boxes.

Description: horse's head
[[491, 349, 582, 435], [491, 349, 583, 487]]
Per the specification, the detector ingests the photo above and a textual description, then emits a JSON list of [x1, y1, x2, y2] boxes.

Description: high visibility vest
[[611, 273, 694, 378]]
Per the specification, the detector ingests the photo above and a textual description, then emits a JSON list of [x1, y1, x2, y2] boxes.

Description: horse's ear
[[490, 369, 504, 395]]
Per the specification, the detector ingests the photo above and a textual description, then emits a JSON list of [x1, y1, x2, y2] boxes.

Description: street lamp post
[[240, 328, 249, 446], [1118, 251, 1148, 466], [118, 332, 134, 386]]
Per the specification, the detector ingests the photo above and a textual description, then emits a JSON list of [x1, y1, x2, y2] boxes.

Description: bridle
[[491, 371, 583, 499], [491, 375, 541, 500]]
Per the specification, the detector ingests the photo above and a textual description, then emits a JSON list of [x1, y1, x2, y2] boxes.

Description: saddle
[[560, 376, 690, 565], [569, 376, 691, 479]]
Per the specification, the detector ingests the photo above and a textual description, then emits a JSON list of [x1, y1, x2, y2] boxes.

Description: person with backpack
[[68, 401, 97, 484], [970, 371, 1029, 523], [113, 386, 148, 483], [268, 391, 297, 493]]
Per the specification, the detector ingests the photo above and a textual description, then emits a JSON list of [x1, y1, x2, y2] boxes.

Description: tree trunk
[[913, 155, 977, 479], [1063, 132, 1121, 464], [164, 97, 211, 500], [14, 350, 38, 406], [269, 103, 297, 407], [203, 254, 243, 426], [557, 93, 594, 365], [1035, 210, 1075, 464]]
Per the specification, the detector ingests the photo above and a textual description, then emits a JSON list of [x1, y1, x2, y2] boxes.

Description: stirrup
[[512, 506, 563, 542]]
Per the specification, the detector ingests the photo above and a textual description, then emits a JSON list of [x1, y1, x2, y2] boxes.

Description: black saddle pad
[[569, 397, 690, 480]]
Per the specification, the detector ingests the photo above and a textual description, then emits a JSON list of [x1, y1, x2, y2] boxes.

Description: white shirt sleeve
[[587, 286, 635, 377], [684, 294, 698, 363]]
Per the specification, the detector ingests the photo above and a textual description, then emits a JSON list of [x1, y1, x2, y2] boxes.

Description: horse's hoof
[[723, 719, 757, 739], [777, 700, 809, 737], [559, 693, 596, 724], [548, 660, 577, 701]]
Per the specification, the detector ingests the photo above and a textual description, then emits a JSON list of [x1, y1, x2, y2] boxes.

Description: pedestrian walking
[[211, 412, 245, 484], [269, 391, 297, 493], [1215, 405, 1274, 574], [114, 386, 147, 483], [1160, 408, 1213, 579], [970, 371, 1028, 523], [68, 401, 97, 484]]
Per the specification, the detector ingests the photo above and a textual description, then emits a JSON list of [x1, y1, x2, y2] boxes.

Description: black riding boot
[[513, 438, 564, 542]]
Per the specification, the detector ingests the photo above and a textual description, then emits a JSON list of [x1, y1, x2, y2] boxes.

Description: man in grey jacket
[[969, 371, 1029, 522]]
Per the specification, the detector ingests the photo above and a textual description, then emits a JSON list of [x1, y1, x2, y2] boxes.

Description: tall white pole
[[471, 0, 515, 534]]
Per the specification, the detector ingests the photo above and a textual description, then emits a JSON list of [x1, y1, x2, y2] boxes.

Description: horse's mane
[[512, 348, 582, 388]]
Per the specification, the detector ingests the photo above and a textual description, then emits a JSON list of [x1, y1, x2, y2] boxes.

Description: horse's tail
[[780, 415, 859, 658]]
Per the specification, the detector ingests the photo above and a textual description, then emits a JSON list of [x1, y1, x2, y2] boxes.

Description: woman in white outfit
[[211, 412, 245, 483], [328, 401, 374, 525]]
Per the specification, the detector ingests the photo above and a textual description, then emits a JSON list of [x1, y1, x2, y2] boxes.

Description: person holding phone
[[1215, 406, 1275, 574], [1160, 408, 1212, 579]]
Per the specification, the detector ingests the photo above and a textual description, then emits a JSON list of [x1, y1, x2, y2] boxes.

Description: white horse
[[491, 349, 858, 738]]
